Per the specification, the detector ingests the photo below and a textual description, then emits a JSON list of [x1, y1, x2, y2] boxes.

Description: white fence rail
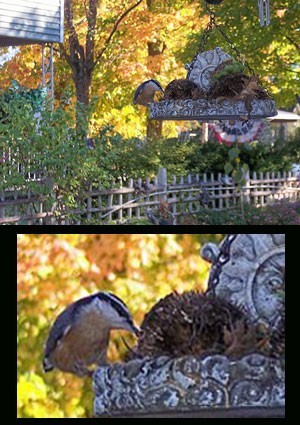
[[1, 168, 299, 224]]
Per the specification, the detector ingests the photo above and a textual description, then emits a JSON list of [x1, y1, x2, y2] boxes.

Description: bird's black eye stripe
[[96, 292, 131, 321]]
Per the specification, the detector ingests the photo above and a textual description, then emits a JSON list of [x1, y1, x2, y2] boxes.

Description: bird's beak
[[132, 325, 140, 336]]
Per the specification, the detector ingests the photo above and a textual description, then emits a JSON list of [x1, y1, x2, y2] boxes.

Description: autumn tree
[[143, 0, 202, 139], [90, 0, 202, 138], [59, 0, 144, 135]]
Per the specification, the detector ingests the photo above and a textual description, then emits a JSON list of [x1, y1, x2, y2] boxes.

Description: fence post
[[243, 171, 251, 204], [158, 168, 167, 201], [44, 176, 55, 225]]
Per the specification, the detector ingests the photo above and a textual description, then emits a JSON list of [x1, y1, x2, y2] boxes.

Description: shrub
[[244, 199, 300, 225], [0, 89, 110, 212], [195, 200, 300, 225], [196, 206, 247, 225]]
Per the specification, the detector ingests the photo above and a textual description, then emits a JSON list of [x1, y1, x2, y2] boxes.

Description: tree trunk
[[147, 117, 162, 140], [146, 1, 166, 140], [74, 72, 92, 139]]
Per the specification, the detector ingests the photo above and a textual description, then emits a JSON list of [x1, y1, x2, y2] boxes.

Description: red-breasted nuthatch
[[43, 292, 139, 377], [133, 79, 164, 106]]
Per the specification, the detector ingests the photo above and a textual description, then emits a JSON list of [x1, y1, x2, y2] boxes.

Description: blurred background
[[17, 233, 224, 418]]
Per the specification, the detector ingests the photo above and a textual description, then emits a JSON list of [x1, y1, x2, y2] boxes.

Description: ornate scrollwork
[[203, 234, 285, 328], [185, 47, 233, 91], [149, 98, 277, 121], [94, 354, 284, 416]]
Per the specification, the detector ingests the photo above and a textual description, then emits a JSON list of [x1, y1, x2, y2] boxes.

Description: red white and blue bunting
[[209, 119, 266, 145]]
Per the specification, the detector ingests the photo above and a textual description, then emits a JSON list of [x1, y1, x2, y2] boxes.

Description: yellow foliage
[[18, 373, 47, 404]]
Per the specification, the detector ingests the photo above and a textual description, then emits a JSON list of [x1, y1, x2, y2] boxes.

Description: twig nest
[[208, 74, 269, 100], [128, 291, 271, 360], [163, 79, 207, 101]]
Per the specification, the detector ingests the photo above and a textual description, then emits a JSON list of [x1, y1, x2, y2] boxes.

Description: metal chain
[[213, 23, 256, 76], [197, 9, 215, 54], [198, 4, 256, 75], [206, 234, 238, 295], [197, 3, 274, 98]]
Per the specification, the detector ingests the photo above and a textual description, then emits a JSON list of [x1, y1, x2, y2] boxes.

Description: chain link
[[197, 9, 215, 54]]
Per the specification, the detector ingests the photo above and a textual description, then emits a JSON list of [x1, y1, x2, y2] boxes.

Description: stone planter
[[149, 48, 277, 121], [93, 234, 285, 417], [149, 98, 277, 121]]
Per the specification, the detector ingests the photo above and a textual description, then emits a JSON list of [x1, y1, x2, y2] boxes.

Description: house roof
[[0, 0, 64, 47], [267, 110, 300, 122]]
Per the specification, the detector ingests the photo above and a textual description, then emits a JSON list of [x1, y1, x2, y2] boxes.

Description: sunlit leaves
[[17, 372, 66, 418]]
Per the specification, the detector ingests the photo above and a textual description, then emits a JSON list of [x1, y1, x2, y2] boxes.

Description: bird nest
[[149, 47, 277, 121], [126, 291, 283, 361]]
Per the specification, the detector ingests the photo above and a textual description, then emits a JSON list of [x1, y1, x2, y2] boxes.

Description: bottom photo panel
[[17, 233, 285, 418]]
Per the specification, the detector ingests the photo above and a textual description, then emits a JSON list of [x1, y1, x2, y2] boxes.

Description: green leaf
[[233, 169, 243, 183], [229, 148, 240, 160], [224, 162, 233, 175]]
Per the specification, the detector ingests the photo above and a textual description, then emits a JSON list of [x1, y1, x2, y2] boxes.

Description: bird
[[43, 292, 139, 377], [146, 208, 160, 225], [146, 208, 174, 225], [133, 79, 164, 106]]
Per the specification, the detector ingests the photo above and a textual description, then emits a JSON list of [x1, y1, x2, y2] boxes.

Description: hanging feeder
[[148, 2, 277, 121]]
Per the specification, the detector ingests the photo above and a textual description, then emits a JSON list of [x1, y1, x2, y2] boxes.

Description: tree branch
[[62, 0, 85, 68], [86, 0, 98, 68], [286, 35, 300, 51], [92, 0, 144, 70]]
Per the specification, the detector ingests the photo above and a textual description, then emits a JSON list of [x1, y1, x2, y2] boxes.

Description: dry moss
[[207, 73, 269, 100], [127, 291, 271, 360], [163, 79, 207, 101]]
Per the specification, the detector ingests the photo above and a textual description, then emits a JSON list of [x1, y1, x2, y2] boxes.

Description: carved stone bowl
[[93, 354, 284, 416], [149, 98, 277, 121]]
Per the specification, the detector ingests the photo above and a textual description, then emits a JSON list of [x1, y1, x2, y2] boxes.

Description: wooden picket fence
[[0, 168, 299, 224]]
